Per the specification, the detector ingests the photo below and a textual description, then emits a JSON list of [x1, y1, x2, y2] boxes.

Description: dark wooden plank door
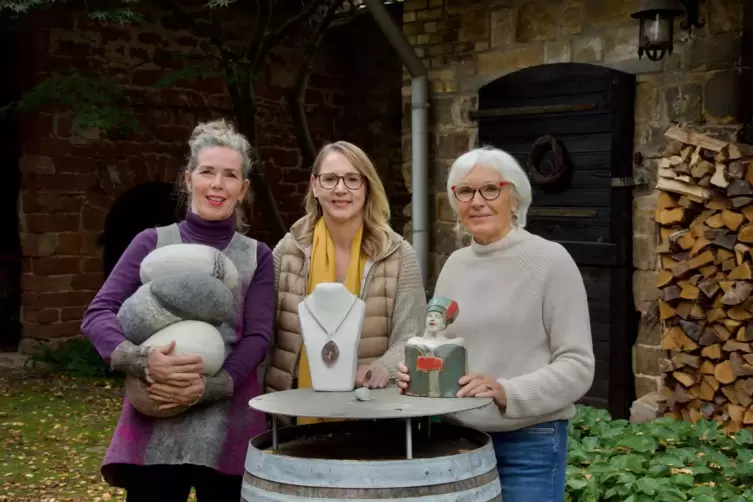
[[474, 63, 637, 419]]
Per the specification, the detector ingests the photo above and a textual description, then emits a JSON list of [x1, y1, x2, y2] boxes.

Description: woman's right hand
[[396, 362, 410, 393], [147, 341, 204, 386]]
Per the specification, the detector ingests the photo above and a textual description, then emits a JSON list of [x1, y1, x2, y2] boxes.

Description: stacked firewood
[[656, 126, 753, 432]]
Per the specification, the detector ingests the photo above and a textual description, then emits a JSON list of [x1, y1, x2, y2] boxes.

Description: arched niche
[[100, 182, 186, 278]]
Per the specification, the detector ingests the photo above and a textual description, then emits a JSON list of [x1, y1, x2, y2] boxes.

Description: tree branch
[[286, 0, 343, 168], [245, 0, 272, 65], [155, 0, 235, 65], [253, 0, 328, 69]]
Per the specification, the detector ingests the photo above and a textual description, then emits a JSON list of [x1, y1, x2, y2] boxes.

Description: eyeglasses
[[451, 182, 509, 202], [316, 172, 364, 190]]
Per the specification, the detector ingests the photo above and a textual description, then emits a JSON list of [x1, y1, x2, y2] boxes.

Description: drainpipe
[[363, 0, 430, 290]]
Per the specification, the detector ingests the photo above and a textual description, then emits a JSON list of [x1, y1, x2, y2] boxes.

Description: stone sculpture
[[117, 243, 237, 417]]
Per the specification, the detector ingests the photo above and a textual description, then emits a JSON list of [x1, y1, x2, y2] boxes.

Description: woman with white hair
[[396, 146, 595, 502]]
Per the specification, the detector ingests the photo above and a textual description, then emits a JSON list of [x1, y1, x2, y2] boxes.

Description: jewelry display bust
[[298, 282, 365, 391], [404, 296, 467, 398]]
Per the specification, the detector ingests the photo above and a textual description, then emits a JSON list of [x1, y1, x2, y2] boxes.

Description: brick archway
[[101, 181, 185, 279]]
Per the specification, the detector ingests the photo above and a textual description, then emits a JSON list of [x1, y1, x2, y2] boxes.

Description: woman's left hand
[[457, 373, 507, 408], [355, 364, 390, 389], [148, 376, 205, 411]]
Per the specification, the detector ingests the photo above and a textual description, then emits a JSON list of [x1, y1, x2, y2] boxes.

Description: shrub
[[566, 405, 753, 501], [27, 338, 120, 379]]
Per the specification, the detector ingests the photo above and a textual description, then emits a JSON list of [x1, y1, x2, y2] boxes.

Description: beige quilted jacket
[[263, 217, 427, 393]]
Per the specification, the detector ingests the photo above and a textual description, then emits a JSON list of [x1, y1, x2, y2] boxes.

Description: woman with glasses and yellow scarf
[[263, 141, 426, 425]]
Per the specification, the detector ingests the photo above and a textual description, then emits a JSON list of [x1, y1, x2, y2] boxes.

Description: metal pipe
[[272, 415, 278, 450], [363, 0, 430, 288], [405, 417, 413, 459]]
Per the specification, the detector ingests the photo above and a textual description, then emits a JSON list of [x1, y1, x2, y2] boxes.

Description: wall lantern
[[630, 0, 704, 62]]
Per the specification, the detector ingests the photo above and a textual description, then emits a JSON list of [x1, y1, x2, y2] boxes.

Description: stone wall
[[14, 4, 404, 352], [400, 0, 750, 399]]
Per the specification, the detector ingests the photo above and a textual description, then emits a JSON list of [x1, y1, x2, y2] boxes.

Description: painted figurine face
[[426, 311, 446, 333]]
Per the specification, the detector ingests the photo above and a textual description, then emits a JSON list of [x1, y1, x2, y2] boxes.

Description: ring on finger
[[485, 385, 493, 391]]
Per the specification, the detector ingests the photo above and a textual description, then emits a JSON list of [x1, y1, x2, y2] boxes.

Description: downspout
[[363, 0, 430, 290]]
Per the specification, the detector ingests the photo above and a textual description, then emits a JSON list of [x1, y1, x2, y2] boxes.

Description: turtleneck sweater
[[82, 210, 274, 392], [435, 227, 595, 432]]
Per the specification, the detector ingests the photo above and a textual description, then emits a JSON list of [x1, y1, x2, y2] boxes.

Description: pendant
[[321, 340, 340, 367]]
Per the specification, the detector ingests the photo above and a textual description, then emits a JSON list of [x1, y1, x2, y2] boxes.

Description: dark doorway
[[100, 182, 185, 279], [0, 27, 21, 351], [473, 62, 637, 419]]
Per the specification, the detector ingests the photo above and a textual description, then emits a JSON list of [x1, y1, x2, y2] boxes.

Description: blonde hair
[[302, 141, 392, 259], [176, 119, 254, 233]]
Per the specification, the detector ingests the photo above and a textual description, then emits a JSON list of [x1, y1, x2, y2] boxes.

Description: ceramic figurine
[[404, 296, 467, 398]]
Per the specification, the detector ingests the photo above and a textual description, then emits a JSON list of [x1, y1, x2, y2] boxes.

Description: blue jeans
[[490, 420, 568, 502]]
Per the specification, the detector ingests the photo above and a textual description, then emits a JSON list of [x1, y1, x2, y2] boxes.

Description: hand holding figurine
[[396, 362, 410, 393], [457, 373, 507, 408]]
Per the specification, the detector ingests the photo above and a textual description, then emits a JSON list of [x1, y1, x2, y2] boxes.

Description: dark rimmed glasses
[[316, 172, 364, 190], [451, 181, 510, 202]]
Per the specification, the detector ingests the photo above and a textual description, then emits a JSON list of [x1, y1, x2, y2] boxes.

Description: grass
[[0, 370, 125, 502]]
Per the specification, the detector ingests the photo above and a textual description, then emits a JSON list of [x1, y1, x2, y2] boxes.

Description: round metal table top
[[249, 387, 493, 419]]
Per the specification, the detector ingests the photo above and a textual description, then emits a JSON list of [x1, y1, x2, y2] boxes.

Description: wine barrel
[[242, 419, 501, 501]]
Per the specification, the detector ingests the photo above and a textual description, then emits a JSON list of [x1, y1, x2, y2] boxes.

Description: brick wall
[[13, 4, 404, 352], [399, 0, 749, 399]]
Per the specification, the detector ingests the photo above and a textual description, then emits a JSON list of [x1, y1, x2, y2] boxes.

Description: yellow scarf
[[297, 217, 367, 425]]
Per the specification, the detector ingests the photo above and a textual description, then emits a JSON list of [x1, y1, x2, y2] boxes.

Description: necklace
[[303, 295, 358, 367]]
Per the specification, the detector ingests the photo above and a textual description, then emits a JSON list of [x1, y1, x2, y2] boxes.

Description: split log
[[664, 125, 729, 153], [657, 178, 712, 201], [721, 282, 753, 306]]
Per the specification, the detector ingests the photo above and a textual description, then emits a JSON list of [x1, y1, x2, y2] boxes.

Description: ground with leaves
[[0, 370, 125, 502]]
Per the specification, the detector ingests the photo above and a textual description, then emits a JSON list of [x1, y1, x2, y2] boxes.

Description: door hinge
[[610, 175, 648, 188]]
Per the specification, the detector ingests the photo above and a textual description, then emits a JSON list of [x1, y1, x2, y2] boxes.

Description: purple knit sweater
[[81, 211, 274, 483]]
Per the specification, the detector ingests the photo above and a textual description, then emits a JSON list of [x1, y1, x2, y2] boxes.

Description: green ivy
[[566, 406, 753, 501]]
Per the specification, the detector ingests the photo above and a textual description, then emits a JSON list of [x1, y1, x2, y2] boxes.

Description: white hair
[[446, 146, 533, 228]]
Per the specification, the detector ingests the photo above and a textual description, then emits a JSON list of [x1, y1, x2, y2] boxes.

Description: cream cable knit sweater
[[437, 227, 595, 432]]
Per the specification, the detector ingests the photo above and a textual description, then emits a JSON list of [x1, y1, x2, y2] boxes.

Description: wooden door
[[473, 62, 637, 419]]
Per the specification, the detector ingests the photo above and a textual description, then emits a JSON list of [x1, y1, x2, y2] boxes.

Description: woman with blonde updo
[[264, 141, 427, 424], [81, 119, 275, 502]]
